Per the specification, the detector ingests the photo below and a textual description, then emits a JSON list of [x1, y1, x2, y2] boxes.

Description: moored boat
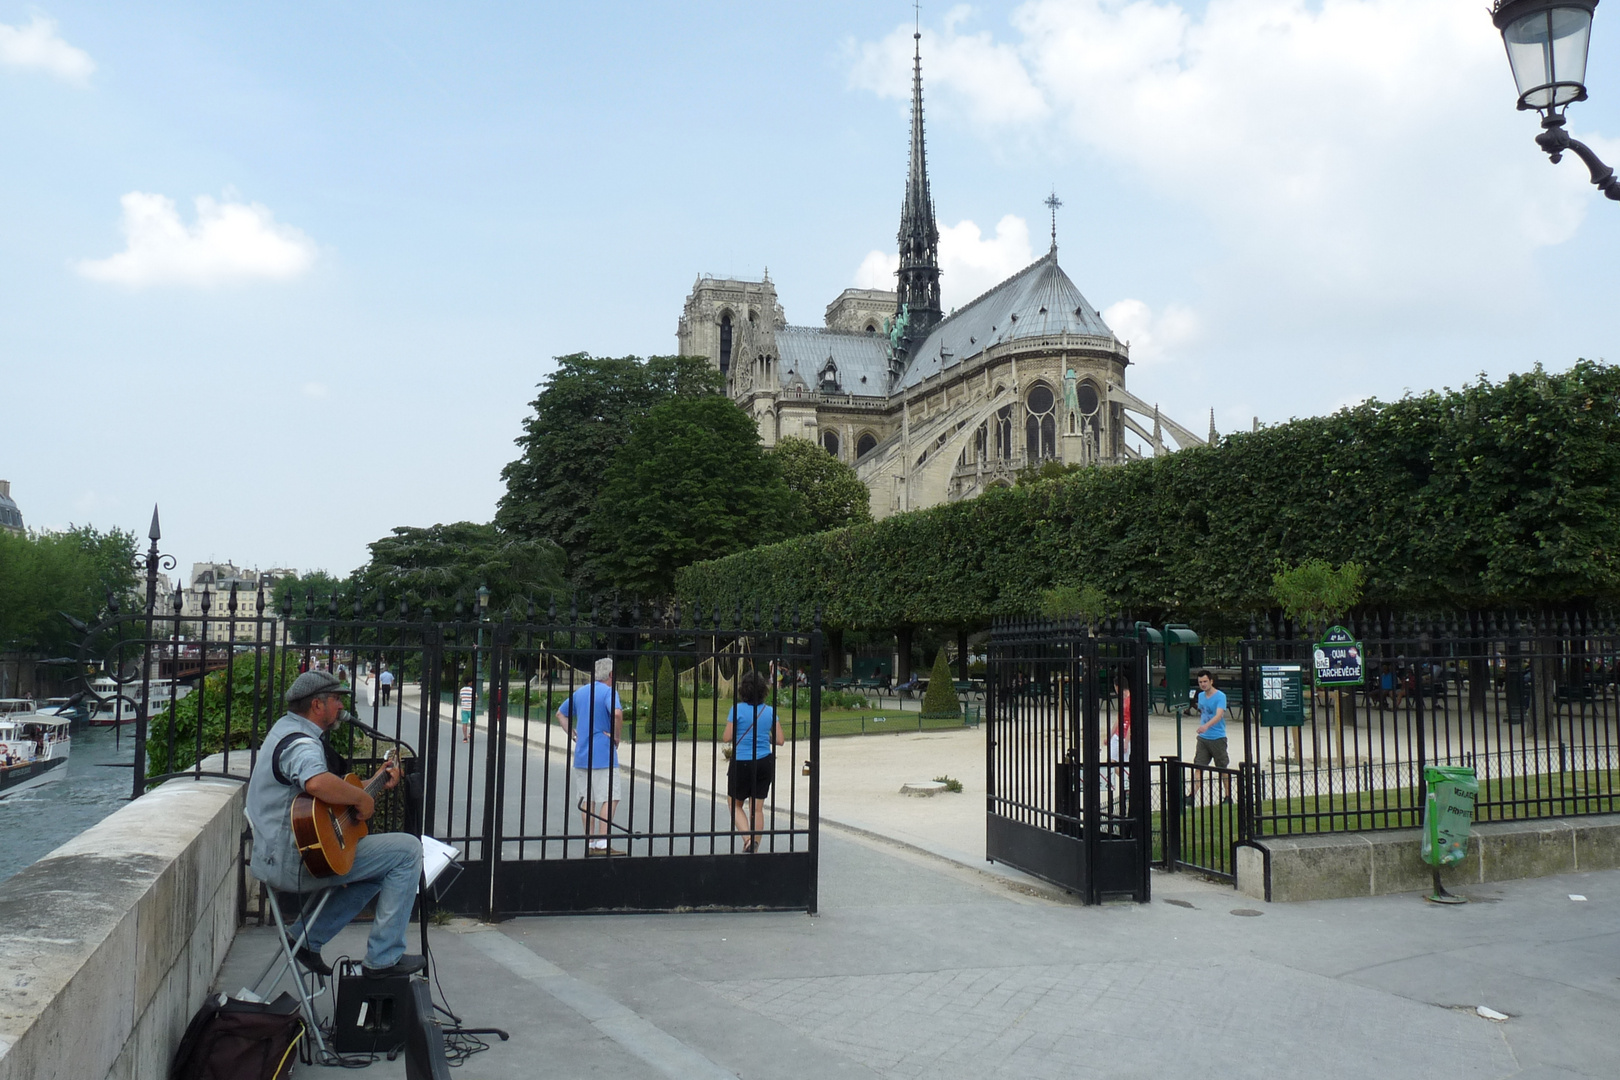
[[0, 703, 72, 798]]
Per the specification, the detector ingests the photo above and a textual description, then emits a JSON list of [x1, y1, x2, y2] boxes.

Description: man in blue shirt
[[1194, 669, 1233, 803], [556, 658, 624, 856]]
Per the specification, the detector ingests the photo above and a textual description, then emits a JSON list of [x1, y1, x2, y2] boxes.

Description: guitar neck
[[360, 754, 398, 800]]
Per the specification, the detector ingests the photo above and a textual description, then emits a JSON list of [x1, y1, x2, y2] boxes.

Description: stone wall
[[1237, 813, 1620, 902], [0, 774, 246, 1079]]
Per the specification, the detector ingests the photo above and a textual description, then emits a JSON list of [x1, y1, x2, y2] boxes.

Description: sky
[[3, 1, 1617, 582]]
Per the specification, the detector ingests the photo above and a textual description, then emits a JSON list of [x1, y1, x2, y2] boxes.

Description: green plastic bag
[[1421, 766, 1478, 867]]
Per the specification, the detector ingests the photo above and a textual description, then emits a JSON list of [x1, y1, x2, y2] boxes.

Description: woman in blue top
[[723, 670, 783, 854]]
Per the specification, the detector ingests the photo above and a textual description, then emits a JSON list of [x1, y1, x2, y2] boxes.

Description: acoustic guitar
[[289, 749, 401, 877]]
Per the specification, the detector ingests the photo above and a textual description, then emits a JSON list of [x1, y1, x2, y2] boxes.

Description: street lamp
[[1493, 0, 1620, 200]]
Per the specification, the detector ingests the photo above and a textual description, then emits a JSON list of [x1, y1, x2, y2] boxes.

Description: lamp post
[[1493, 0, 1620, 200], [475, 584, 490, 739]]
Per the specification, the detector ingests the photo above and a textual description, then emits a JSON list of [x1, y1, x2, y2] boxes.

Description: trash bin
[[1421, 765, 1477, 903], [1162, 624, 1200, 714]]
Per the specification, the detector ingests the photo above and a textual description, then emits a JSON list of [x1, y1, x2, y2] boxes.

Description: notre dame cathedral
[[677, 32, 1202, 520]]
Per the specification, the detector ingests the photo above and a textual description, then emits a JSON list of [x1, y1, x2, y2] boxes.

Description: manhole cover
[[1230, 909, 1264, 917]]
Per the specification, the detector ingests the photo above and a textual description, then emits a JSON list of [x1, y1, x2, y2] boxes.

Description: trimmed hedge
[[675, 362, 1620, 627]]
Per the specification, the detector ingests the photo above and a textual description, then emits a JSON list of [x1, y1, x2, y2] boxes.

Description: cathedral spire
[[894, 20, 942, 364]]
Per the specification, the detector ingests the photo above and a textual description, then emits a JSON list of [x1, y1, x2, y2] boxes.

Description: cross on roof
[[1044, 191, 1063, 252]]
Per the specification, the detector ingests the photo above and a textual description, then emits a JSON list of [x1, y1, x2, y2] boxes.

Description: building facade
[[677, 33, 1202, 519], [0, 480, 23, 536]]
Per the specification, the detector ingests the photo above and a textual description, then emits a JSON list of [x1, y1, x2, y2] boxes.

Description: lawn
[[1151, 768, 1620, 876]]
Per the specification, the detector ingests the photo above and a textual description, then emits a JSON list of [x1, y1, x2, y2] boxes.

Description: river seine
[[0, 725, 139, 883]]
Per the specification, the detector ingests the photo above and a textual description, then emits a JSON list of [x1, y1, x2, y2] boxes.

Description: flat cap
[[286, 670, 347, 704]]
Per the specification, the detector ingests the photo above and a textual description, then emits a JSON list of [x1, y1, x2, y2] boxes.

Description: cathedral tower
[[893, 27, 942, 371]]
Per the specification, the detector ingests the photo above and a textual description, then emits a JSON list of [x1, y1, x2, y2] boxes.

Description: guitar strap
[[270, 731, 350, 786]]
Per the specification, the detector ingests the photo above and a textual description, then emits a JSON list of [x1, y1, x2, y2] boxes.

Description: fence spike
[[227, 582, 238, 615], [792, 604, 801, 632], [632, 596, 641, 625], [753, 598, 762, 631], [256, 585, 265, 615], [304, 589, 314, 618], [528, 597, 537, 622], [399, 595, 410, 619], [200, 587, 212, 615], [108, 590, 120, 616], [173, 588, 185, 614], [712, 604, 721, 631], [548, 593, 557, 622], [773, 603, 782, 632], [814, 604, 823, 632], [670, 599, 680, 627], [569, 592, 579, 625]]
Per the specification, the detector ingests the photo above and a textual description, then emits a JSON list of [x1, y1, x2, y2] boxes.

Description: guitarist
[[246, 670, 424, 979]]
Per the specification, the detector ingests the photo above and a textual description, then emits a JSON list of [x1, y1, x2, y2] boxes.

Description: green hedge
[[676, 362, 1620, 627]]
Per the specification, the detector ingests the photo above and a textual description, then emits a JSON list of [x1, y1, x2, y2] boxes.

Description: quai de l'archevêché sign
[[1313, 625, 1364, 687]]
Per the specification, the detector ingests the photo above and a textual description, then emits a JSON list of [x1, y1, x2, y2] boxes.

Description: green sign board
[[1259, 664, 1305, 727], [1312, 625, 1365, 687]]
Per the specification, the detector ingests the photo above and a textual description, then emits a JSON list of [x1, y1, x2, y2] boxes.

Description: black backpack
[[170, 992, 306, 1080]]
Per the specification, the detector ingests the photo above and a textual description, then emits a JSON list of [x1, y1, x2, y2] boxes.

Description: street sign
[[1313, 625, 1364, 687], [1259, 664, 1305, 727]]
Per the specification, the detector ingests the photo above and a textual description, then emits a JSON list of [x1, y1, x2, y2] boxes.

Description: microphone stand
[[365, 716, 508, 1048]]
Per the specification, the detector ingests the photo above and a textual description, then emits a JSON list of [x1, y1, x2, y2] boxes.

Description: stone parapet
[[1237, 813, 1620, 902], [0, 770, 247, 1080]]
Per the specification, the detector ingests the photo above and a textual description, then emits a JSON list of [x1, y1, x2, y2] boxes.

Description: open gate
[[986, 619, 1151, 904], [424, 615, 822, 918], [79, 531, 822, 920]]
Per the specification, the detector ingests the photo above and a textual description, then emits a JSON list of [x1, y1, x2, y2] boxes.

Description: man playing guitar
[[246, 669, 423, 978]]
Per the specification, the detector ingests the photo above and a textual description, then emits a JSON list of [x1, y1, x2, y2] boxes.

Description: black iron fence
[[76, 530, 822, 916], [992, 611, 1620, 891], [1238, 611, 1620, 841], [986, 619, 1152, 904]]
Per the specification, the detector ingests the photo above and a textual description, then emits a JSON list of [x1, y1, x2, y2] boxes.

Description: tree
[[0, 526, 139, 655], [495, 354, 723, 584], [645, 656, 688, 735], [1270, 559, 1365, 630], [919, 647, 961, 719], [352, 522, 566, 618], [768, 438, 872, 533], [589, 395, 795, 598], [271, 570, 349, 618]]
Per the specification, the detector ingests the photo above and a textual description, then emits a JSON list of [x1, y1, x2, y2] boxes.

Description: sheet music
[[421, 835, 459, 887]]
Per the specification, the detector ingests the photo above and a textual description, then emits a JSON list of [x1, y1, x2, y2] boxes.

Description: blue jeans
[[286, 831, 422, 968]]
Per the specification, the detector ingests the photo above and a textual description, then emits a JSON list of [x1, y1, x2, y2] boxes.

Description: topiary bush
[[676, 362, 1620, 623], [919, 648, 960, 719], [644, 655, 689, 734]]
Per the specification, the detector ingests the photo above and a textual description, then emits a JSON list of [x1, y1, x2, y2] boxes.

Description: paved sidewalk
[[217, 822, 1620, 1079]]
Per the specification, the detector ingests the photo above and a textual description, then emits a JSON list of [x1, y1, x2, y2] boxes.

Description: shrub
[[676, 362, 1620, 624], [919, 648, 960, 719], [644, 656, 689, 734]]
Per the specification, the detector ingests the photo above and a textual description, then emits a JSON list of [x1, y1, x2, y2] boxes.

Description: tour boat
[[0, 702, 72, 798]]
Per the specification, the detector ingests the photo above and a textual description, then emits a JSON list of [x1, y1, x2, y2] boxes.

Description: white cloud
[[854, 213, 1035, 310], [78, 192, 318, 288], [301, 382, 328, 400], [0, 16, 94, 84], [1101, 298, 1199, 365], [850, 1, 1610, 330], [847, 15, 1046, 132]]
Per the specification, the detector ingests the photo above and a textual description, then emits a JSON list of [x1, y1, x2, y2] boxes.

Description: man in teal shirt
[[1194, 669, 1232, 803]]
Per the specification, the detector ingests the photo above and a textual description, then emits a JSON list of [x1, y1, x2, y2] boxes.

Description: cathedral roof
[[896, 251, 1120, 392], [777, 326, 891, 399]]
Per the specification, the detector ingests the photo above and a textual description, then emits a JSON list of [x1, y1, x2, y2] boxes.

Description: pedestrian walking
[[1193, 669, 1232, 803], [458, 680, 475, 743], [723, 670, 783, 854], [378, 665, 393, 706]]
